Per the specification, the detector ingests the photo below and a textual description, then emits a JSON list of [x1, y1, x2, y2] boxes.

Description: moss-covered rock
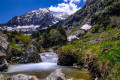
[[58, 53, 78, 66], [19, 45, 42, 63]]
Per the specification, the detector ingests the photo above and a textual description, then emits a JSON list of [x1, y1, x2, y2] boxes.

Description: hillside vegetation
[[57, 0, 120, 79], [1, 0, 120, 80], [63, 0, 120, 34]]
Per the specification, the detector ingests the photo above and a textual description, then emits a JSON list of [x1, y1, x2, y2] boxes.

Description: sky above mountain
[[0, 0, 86, 24]]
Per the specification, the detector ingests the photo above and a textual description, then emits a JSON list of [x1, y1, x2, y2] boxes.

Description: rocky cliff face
[[63, 0, 115, 33], [0, 30, 9, 71], [0, 31, 9, 54]]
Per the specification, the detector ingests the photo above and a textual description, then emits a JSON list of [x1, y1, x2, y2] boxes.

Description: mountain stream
[[6, 52, 90, 80]]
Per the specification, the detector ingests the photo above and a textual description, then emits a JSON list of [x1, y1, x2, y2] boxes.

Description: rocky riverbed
[[0, 52, 90, 80], [0, 68, 90, 80]]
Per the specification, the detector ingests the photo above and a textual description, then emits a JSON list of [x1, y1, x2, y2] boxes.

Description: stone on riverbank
[[46, 69, 67, 80], [0, 74, 4, 80], [10, 74, 39, 80], [0, 58, 8, 71]]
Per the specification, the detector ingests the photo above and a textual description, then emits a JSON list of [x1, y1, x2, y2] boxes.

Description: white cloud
[[83, 0, 87, 2], [70, 0, 81, 3], [64, 0, 81, 3], [64, 0, 68, 2], [49, 0, 82, 14]]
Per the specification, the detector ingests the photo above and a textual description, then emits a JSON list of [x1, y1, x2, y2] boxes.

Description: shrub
[[91, 24, 99, 33], [42, 24, 67, 48], [9, 45, 23, 57]]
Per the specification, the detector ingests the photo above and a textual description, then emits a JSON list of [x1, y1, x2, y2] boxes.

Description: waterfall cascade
[[40, 52, 58, 63], [7, 52, 62, 73], [7, 52, 90, 80]]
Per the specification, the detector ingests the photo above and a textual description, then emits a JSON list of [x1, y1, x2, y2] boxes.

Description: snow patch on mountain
[[81, 24, 92, 30], [53, 12, 69, 20], [16, 25, 39, 29], [7, 25, 39, 32], [67, 35, 79, 41]]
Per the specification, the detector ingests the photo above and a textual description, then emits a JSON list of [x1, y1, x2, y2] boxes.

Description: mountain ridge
[[0, 8, 70, 32], [62, 0, 116, 34]]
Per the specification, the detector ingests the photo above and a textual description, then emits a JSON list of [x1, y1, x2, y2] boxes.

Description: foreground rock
[[9, 74, 39, 80], [0, 74, 4, 80], [46, 69, 67, 80], [19, 45, 42, 63], [0, 58, 8, 71], [0, 31, 9, 53], [0, 31, 9, 71]]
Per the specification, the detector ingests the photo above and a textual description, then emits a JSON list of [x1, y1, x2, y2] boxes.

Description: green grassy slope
[[57, 1, 120, 79]]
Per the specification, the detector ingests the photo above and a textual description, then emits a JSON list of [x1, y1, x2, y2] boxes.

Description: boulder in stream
[[19, 45, 42, 63]]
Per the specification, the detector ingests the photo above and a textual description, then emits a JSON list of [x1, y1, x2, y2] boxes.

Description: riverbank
[[0, 52, 91, 80], [1, 68, 90, 80]]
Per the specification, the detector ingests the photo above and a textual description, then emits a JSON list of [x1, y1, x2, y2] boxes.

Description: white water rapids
[[6, 52, 90, 80], [40, 52, 58, 63], [7, 52, 63, 73]]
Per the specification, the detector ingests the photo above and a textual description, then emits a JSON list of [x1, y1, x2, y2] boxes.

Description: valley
[[0, 0, 120, 80]]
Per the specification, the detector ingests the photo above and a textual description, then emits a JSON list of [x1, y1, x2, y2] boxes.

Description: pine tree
[[42, 32, 50, 48], [46, 25, 51, 34], [57, 23, 67, 44]]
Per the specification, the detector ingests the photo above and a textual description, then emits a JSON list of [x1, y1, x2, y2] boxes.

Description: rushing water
[[40, 52, 58, 63], [7, 52, 64, 73], [7, 52, 90, 80]]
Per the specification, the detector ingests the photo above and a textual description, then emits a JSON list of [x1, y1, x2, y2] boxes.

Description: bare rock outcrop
[[0, 31, 9, 71]]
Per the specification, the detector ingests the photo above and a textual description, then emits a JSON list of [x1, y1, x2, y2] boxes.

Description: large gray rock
[[46, 69, 67, 80], [10, 74, 39, 80], [0, 31, 9, 71], [0, 58, 8, 71], [0, 31, 9, 53], [19, 45, 41, 63], [0, 74, 4, 80]]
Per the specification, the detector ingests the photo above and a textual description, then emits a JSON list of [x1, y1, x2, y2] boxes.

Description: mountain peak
[[0, 8, 70, 33], [39, 8, 50, 12]]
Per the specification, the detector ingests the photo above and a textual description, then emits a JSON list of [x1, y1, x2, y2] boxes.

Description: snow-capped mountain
[[53, 12, 70, 21], [0, 8, 70, 32]]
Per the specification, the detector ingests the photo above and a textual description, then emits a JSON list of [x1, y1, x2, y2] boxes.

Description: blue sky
[[0, 0, 86, 24]]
